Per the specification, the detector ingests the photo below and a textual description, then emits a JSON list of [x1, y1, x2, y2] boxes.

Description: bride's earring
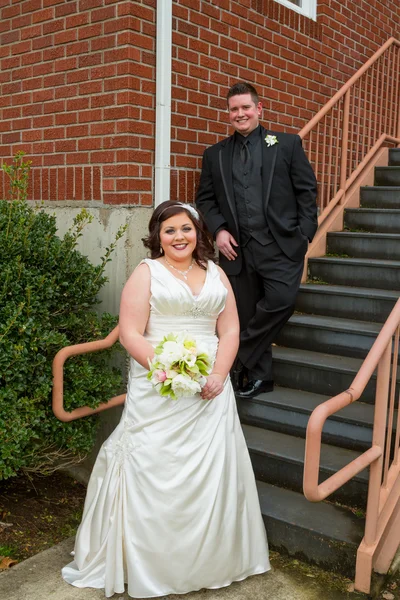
[[159, 245, 164, 255]]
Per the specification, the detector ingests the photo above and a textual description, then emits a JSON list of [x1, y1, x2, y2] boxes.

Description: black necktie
[[240, 140, 250, 165]]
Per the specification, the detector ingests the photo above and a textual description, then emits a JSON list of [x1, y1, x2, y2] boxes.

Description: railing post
[[339, 89, 350, 204], [364, 342, 392, 545]]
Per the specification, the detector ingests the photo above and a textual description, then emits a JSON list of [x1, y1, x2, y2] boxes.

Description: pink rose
[[155, 370, 167, 383]]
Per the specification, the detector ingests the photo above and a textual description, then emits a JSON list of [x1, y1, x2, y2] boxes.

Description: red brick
[[54, 29, 77, 45], [54, 112, 75, 126], [22, 0, 42, 15], [55, 139, 77, 152], [77, 52, 102, 68], [66, 97, 90, 111], [57, 167, 66, 200], [78, 136, 102, 151], [66, 70, 90, 84], [43, 100, 65, 113], [32, 8, 54, 24], [2, 5, 21, 19], [79, 80, 103, 95], [3, 82, 22, 95], [3, 132, 21, 144], [66, 124, 90, 137], [33, 62, 54, 77], [90, 122, 116, 136], [30, 88, 53, 104], [43, 126, 65, 140], [33, 35, 53, 50], [91, 6, 116, 22], [66, 13, 89, 29], [44, 74, 66, 88], [21, 24, 42, 40], [12, 14, 32, 30], [90, 64, 117, 80], [43, 18, 65, 35], [78, 23, 103, 40], [93, 166, 101, 199], [89, 151, 116, 163], [91, 34, 116, 51], [78, 109, 103, 123], [80, 0, 104, 10], [13, 40, 32, 55], [2, 55, 20, 70], [55, 2, 78, 17]]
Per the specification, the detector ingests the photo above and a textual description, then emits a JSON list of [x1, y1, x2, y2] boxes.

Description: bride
[[62, 200, 270, 598]]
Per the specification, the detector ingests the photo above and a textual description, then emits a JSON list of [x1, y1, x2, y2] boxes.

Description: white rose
[[166, 369, 178, 379], [158, 341, 185, 368], [171, 374, 202, 398]]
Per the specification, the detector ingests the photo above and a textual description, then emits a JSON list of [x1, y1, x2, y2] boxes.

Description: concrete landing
[[0, 537, 366, 600]]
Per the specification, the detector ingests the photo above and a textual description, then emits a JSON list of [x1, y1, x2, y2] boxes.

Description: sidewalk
[[0, 538, 366, 600]]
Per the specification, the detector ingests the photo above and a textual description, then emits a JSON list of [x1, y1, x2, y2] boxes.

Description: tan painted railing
[[300, 37, 400, 593], [52, 325, 125, 422], [303, 299, 400, 593], [299, 37, 400, 223]]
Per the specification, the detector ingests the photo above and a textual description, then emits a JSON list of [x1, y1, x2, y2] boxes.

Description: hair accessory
[[157, 202, 199, 222], [178, 203, 199, 221]]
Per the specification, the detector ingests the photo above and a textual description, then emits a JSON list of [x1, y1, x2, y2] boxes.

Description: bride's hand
[[201, 373, 225, 400]]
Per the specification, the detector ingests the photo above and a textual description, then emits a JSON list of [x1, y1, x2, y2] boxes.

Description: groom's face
[[228, 93, 262, 137]]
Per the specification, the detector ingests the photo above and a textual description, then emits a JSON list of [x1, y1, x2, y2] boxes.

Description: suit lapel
[[218, 136, 239, 232], [261, 127, 278, 209]]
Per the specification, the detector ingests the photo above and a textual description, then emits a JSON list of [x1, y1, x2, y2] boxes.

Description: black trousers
[[229, 238, 304, 381]]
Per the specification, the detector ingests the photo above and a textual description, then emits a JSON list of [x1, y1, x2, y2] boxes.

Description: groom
[[196, 82, 318, 398]]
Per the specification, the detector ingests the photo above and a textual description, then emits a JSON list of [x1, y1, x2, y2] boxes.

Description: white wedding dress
[[62, 259, 270, 598]]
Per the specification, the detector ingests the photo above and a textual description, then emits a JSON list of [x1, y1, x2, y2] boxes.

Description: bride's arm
[[119, 263, 155, 369], [201, 267, 239, 400]]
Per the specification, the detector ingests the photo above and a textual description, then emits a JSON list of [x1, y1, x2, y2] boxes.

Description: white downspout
[[154, 0, 173, 207]]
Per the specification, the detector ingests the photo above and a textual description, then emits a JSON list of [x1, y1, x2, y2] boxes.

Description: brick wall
[[0, 0, 399, 205]]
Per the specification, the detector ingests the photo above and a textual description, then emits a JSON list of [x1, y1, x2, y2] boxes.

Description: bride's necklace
[[164, 257, 194, 281]]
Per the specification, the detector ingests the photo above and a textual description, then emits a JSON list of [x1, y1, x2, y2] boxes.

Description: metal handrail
[[298, 37, 400, 221], [303, 299, 400, 502], [303, 298, 400, 593], [300, 38, 400, 593], [52, 325, 126, 422]]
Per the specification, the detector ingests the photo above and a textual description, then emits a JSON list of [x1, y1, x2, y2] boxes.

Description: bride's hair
[[142, 201, 216, 268]]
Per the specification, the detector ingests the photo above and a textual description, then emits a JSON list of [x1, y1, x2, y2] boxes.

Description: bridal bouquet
[[147, 332, 212, 400]]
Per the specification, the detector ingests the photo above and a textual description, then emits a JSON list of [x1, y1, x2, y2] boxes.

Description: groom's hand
[[216, 230, 238, 261]]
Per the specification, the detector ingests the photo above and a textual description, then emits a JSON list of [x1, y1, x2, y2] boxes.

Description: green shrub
[[0, 154, 127, 479]]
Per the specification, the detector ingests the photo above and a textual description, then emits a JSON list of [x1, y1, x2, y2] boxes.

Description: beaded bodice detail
[[141, 259, 227, 340]]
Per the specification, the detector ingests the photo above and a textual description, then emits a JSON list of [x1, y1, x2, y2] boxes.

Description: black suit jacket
[[196, 126, 318, 276]]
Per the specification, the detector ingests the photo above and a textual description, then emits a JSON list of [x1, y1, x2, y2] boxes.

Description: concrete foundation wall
[[41, 202, 152, 315], [40, 202, 152, 470]]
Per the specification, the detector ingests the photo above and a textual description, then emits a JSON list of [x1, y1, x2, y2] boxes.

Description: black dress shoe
[[237, 379, 274, 398]]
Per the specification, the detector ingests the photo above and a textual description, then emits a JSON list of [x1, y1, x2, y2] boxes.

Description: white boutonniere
[[265, 135, 278, 147]]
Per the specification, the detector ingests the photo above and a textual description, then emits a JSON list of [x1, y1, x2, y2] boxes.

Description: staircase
[[237, 147, 400, 576]]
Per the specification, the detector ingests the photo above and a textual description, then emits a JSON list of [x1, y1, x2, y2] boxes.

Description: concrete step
[[296, 283, 398, 323], [237, 386, 376, 452], [375, 166, 400, 186], [327, 231, 400, 260], [277, 314, 380, 359], [243, 425, 369, 507], [308, 256, 400, 290], [344, 207, 400, 233], [271, 346, 398, 402], [360, 186, 400, 208], [257, 481, 364, 576], [389, 148, 400, 166]]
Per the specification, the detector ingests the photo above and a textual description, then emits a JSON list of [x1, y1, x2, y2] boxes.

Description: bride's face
[[159, 212, 197, 262]]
